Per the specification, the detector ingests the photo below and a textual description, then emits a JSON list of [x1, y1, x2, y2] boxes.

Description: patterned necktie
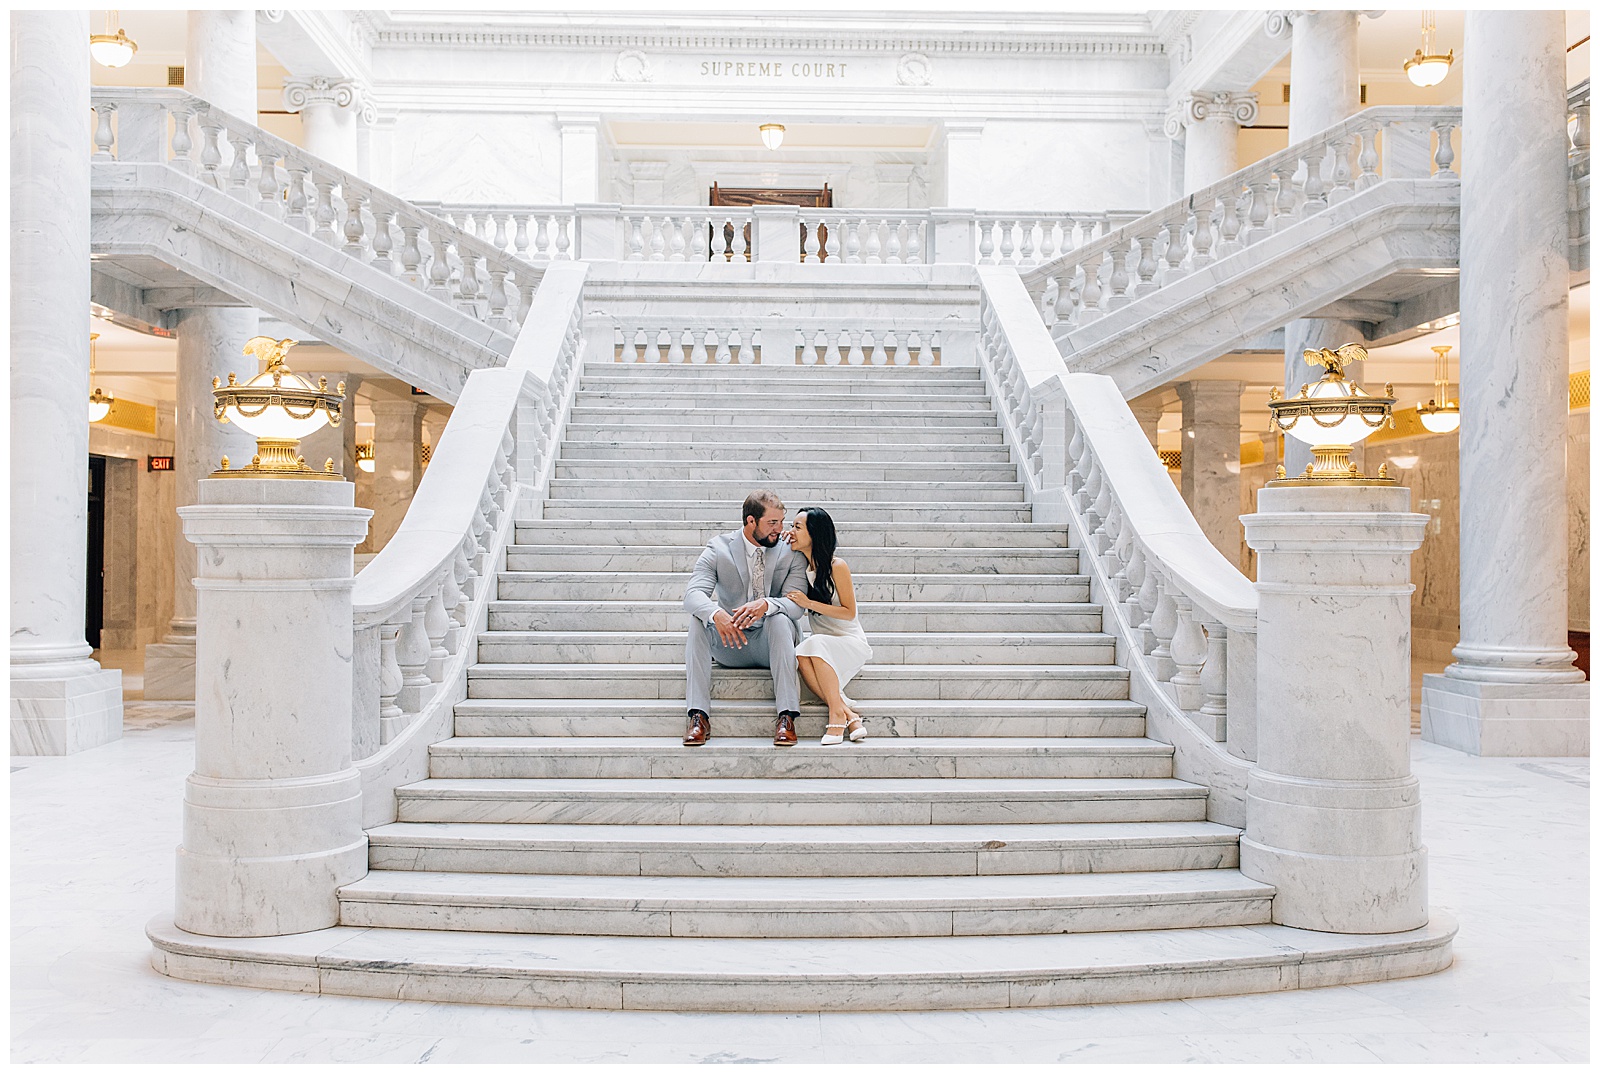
[[751, 547, 766, 604]]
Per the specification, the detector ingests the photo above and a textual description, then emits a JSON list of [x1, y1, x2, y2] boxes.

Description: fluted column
[[10, 11, 124, 753], [1422, 11, 1588, 756], [1166, 91, 1259, 194], [144, 14, 262, 701], [1177, 380, 1245, 568], [282, 77, 371, 173]]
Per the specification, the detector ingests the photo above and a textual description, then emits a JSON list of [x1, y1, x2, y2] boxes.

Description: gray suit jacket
[[684, 530, 808, 629]]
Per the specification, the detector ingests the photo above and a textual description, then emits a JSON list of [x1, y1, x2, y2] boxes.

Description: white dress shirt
[[741, 532, 777, 617]]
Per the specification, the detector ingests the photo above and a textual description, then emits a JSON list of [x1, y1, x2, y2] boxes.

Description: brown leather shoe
[[683, 709, 711, 746], [773, 710, 799, 747]]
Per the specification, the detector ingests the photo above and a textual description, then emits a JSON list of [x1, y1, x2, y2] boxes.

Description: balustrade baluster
[[997, 221, 1016, 265], [1301, 145, 1329, 210], [736, 329, 755, 365], [1356, 128, 1381, 188], [424, 586, 451, 682], [515, 275, 537, 331], [1163, 219, 1188, 280], [1198, 619, 1229, 731], [1169, 595, 1207, 711], [624, 327, 643, 363], [1107, 238, 1135, 308], [1018, 219, 1038, 266], [976, 220, 996, 263], [1039, 219, 1059, 262], [885, 220, 903, 264], [311, 178, 339, 243], [456, 251, 482, 313], [197, 110, 225, 186], [377, 618, 406, 743], [689, 328, 709, 364], [92, 103, 117, 159], [672, 328, 691, 364], [861, 220, 881, 264], [731, 216, 750, 261], [369, 208, 396, 273], [1090, 468, 1113, 552], [510, 213, 530, 258], [1109, 506, 1133, 598], [1076, 259, 1103, 323], [490, 213, 510, 255], [1080, 455, 1104, 535], [169, 105, 196, 171], [281, 161, 310, 233], [627, 215, 646, 260], [397, 222, 424, 283], [451, 541, 473, 619], [487, 268, 511, 331], [1132, 232, 1161, 297], [905, 219, 924, 264], [1328, 136, 1355, 202], [1122, 543, 1147, 626], [554, 215, 572, 259], [1271, 167, 1297, 230], [857, 329, 877, 366], [917, 331, 935, 366], [1135, 555, 1160, 654], [646, 328, 665, 364], [823, 330, 842, 365], [647, 216, 667, 261], [689, 215, 710, 262], [1189, 206, 1215, 269], [342, 190, 367, 257], [531, 215, 551, 260], [669, 216, 688, 262], [395, 596, 432, 714], [841, 220, 861, 264], [426, 233, 453, 299], [823, 219, 841, 263], [1215, 192, 1242, 257], [255, 148, 281, 219], [802, 219, 820, 262], [1432, 120, 1458, 179], [225, 131, 253, 197], [1244, 179, 1272, 244], [883, 331, 904, 366], [1149, 574, 1178, 681]]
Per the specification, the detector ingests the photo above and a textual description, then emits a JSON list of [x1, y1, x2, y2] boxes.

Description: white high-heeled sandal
[[846, 715, 867, 742], [820, 723, 846, 746]]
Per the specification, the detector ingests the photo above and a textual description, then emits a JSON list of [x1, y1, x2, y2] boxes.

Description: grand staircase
[[158, 359, 1444, 1012]]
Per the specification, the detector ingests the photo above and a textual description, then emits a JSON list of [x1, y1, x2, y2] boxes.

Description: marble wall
[[88, 406, 177, 652], [383, 113, 563, 204]]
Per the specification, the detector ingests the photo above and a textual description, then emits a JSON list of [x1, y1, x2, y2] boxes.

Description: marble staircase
[[145, 360, 1459, 1011]]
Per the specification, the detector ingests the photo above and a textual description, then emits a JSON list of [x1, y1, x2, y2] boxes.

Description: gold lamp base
[[1266, 444, 1399, 487], [209, 438, 342, 480]]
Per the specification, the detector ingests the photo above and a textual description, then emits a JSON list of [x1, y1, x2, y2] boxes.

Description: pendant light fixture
[[1404, 11, 1454, 88], [89, 10, 138, 69], [759, 123, 786, 151], [1417, 344, 1461, 433], [88, 333, 114, 423]]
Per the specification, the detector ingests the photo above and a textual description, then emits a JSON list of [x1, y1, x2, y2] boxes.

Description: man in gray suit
[[683, 490, 809, 747]]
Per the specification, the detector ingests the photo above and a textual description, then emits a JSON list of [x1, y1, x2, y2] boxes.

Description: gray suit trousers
[[686, 616, 800, 715]]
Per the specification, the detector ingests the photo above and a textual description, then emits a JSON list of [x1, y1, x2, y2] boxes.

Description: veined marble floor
[[10, 707, 1588, 1064]]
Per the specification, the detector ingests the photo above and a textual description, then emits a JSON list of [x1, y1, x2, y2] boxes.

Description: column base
[[143, 639, 196, 701], [11, 663, 123, 755], [1420, 673, 1590, 756], [1240, 836, 1429, 934]]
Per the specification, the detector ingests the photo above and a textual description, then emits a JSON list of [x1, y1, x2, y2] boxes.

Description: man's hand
[[712, 608, 748, 648], [729, 599, 768, 630]]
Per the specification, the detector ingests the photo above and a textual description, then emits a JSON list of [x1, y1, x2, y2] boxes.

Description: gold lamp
[[1403, 11, 1454, 88], [1417, 344, 1461, 434], [759, 123, 786, 151], [88, 332, 113, 423], [211, 336, 345, 479], [1267, 342, 1397, 485], [89, 10, 137, 68], [356, 442, 375, 473]]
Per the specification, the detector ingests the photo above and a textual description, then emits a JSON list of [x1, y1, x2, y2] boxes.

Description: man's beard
[[756, 530, 781, 548]]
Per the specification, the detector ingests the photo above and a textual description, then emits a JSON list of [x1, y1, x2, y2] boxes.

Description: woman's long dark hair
[[799, 507, 838, 606]]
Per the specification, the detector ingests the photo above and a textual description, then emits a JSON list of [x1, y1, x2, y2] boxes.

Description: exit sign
[[148, 456, 174, 472]]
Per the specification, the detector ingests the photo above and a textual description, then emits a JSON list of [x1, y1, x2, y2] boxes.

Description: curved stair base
[[148, 913, 1455, 1012]]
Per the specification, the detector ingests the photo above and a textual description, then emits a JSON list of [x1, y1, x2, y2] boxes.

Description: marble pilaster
[[943, 121, 986, 208], [10, 11, 123, 754], [1166, 91, 1258, 194], [175, 478, 371, 936], [560, 115, 602, 204], [186, 9, 257, 119], [1241, 485, 1430, 933], [282, 77, 371, 172], [144, 308, 258, 701], [368, 397, 425, 552], [1177, 380, 1245, 568], [1422, 10, 1587, 756]]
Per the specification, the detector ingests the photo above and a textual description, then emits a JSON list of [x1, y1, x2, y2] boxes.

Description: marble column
[[559, 116, 602, 203], [282, 77, 370, 173], [1127, 397, 1165, 450], [143, 309, 258, 701], [1241, 485, 1430, 933], [368, 397, 425, 552], [1279, 11, 1364, 477], [175, 477, 371, 936], [1177, 381, 1245, 568], [10, 11, 124, 754], [186, 9, 256, 119], [1166, 92, 1259, 194], [943, 121, 986, 208], [1422, 11, 1588, 756]]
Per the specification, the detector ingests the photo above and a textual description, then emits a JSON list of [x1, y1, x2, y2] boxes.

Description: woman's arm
[[786, 561, 858, 621]]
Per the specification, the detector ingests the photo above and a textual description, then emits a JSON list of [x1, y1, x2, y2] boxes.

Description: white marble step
[[495, 572, 1088, 602], [486, 600, 1100, 634], [449, 698, 1147, 739], [514, 520, 1068, 548], [575, 389, 994, 411], [466, 663, 1129, 702], [553, 459, 1021, 482], [579, 364, 982, 383], [365, 819, 1234, 877], [567, 406, 997, 428], [542, 501, 1033, 522], [337, 868, 1273, 939], [547, 478, 1025, 504], [427, 737, 1172, 780], [502, 546, 1079, 575], [561, 423, 1004, 445], [145, 913, 1460, 1011], [475, 631, 1116, 666], [391, 776, 1207, 826], [558, 441, 1016, 463]]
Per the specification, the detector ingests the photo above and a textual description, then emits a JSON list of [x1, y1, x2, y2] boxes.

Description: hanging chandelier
[[89, 10, 138, 69], [1404, 11, 1454, 88], [88, 333, 114, 423], [1417, 344, 1461, 433]]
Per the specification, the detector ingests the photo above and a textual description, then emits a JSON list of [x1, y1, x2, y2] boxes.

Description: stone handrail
[[90, 88, 545, 333], [348, 261, 588, 826], [1020, 105, 1464, 335], [977, 264, 1255, 820]]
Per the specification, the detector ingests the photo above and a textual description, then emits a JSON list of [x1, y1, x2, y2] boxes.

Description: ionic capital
[[1163, 91, 1260, 139], [282, 76, 376, 125]]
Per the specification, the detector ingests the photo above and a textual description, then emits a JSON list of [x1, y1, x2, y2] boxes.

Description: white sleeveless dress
[[794, 566, 873, 689]]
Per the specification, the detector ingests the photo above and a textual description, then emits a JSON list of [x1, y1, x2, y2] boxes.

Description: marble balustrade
[[89, 88, 544, 336], [977, 264, 1260, 822], [605, 323, 944, 366]]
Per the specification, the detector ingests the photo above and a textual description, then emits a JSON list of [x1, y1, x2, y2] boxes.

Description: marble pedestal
[[1420, 675, 1590, 757], [175, 477, 371, 937], [143, 637, 195, 701], [1241, 484, 1430, 934], [10, 661, 122, 756]]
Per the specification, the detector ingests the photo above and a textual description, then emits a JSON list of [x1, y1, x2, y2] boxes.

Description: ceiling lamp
[[88, 332, 113, 423], [1403, 11, 1454, 88], [356, 442, 375, 473], [1268, 342, 1397, 484], [211, 336, 345, 479], [89, 11, 137, 69], [1417, 344, 1462, 433], [759, 123, 785, 151]]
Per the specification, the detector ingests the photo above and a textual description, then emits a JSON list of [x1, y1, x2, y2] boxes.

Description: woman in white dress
[[784, 507, 873, 745]]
